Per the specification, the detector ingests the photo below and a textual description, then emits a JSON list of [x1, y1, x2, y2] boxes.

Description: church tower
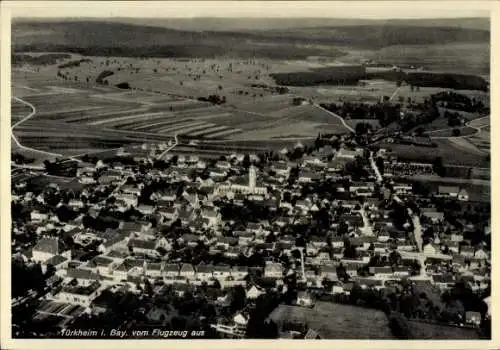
[[248, 165, 256, 193]]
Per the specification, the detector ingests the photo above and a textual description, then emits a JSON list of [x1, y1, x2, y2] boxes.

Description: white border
[[1, 2, 498, 349]]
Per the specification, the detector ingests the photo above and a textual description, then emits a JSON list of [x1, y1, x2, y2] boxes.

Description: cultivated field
[[11, 53, 355, 159]]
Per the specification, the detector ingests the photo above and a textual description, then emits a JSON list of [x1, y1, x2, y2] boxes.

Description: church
[[215, 165, 267, 196]]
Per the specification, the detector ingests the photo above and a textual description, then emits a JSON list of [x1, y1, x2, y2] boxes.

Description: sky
[[4, 1, 492, 19]]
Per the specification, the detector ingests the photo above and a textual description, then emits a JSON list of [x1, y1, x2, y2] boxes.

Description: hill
[[25, 17, 488, 31], [12, 19, 489, 59]]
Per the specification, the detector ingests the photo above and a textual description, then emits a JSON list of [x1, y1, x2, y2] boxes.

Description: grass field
[[268, 302, 394, 339], [407, 320, 480, 340], [378, 140, 489, 168]]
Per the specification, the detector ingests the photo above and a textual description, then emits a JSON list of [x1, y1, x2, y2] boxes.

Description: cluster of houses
[[11, 142, 490, 334]]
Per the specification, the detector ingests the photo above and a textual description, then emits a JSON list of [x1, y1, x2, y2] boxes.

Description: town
[[11, 132, 491, 339]]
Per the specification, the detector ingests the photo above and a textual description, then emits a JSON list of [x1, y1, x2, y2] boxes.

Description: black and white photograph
[[1, 0, 496, 347]]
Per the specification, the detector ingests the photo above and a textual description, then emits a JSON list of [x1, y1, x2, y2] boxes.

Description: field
[[10, 19, 490, 162], [11, 54, 355, 160], [366, 43, 489, 76], [378, 139, 489, 168], [408, 176, 490, 202], [407, 320, 480, 340], [427, 126, 477, 138], [267, 302, 394, 339]]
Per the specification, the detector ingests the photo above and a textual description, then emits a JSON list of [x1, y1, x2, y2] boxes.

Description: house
[[264, 262, 284, 279], [233, 313, 248, 328], [128, 239, 158, 257], [164, 264, 180, 278], [330, 236, 344, 248], [320, 266, 338, 281], [196, 264, 215, 281], [158, 207, 178, 222], [422, 211, 445, 224], [66, 268, 101, 286], [32, 237, 59, 263], [369, 266, 393, 277], [423, 243, 438, 256], [344, 263, 361, 277], [41, 255, 69, 274], [331, 281, 344, 294], [295, 291, 314, 307], [88, 256, 115, 276], [337, 148, 362, 159], [474, 248, 489, 260], [246, 285, 265, 299], [460, 246, 475, 258], [215, 160, 231, 169], [298, 171, 321, 183], [137, 204, 155, 215], [246, 222, 263, 235], [355, 277, 384, 290], [213, 265, 232, 279], [458, 189, 469, 201], [54, 281, 101, 307], [437, 186, 459, 198], [145, 262, 163, 278], [224, 247, 240, 259], [432, 274, 455, 290], [30, 211, 49, 223], [465, 311, 482, 326], [179, 263, 196, 279], [392, 266, 410, 278], [231, 266, 249, 280], [273, 162, 291, 177], [237, 232, 254, 246], [201, 208, 221, 227], [159, 189, 177, 202]]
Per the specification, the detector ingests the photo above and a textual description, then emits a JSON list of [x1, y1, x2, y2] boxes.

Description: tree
[[355, 122, 372, 136], [389, 312, 413, 339], [230, 285, 247, 311], [389, 251, 402, 266], [376, 157, 385, 175], [432, 157, 445, 177], [336, 263, 349, 282], [144, 279, 154, 297]]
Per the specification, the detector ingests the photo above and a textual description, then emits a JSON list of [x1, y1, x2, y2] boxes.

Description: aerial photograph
[[7, 1, 491, 342]]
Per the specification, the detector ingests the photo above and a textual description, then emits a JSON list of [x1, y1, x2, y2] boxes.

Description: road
[[359, 207, 374, 236], [428, 115, 489, 140], [157, 134, 179, 160], [12, 96, 102, 168], [371, 156, 427, 278], [369, 151, 383, 183], [389, 86, 402, 102], [393, 194, 428, 279], [313, 103, 355, 133], [11, 96, 63, 159]]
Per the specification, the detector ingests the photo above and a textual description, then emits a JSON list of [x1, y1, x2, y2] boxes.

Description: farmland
[[11, 53, 356, 160], [10, 19, 490, 166]]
